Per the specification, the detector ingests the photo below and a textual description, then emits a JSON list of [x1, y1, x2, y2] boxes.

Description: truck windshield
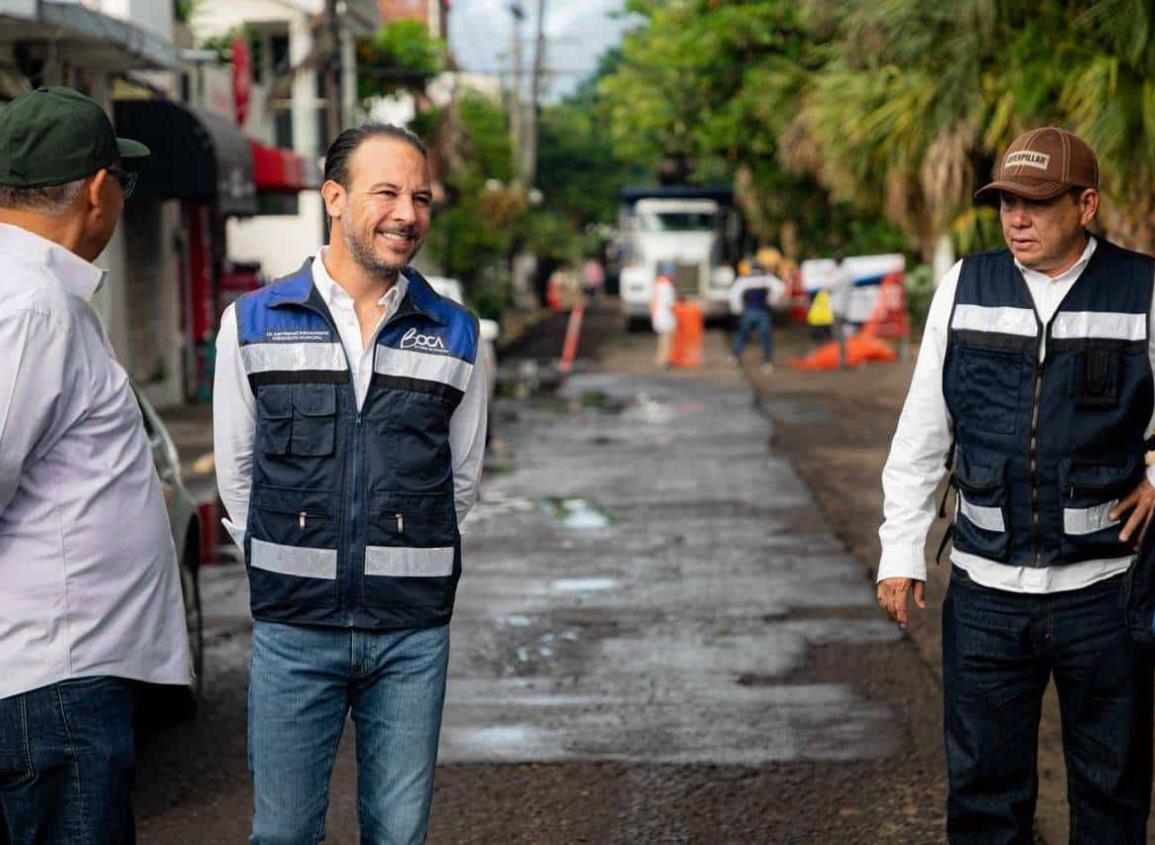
[[637, 211, 716, 233]]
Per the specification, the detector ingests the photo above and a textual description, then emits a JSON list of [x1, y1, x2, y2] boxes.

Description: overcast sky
[[447, 0, 633, 100]]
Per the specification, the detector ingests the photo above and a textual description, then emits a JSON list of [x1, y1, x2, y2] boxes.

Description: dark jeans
[[943, 566, 1153, 844], [732, 310, 773, 362], [0, 677, 138, 845]]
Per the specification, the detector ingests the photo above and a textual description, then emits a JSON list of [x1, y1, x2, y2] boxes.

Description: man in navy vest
[[879, 127, 1155, 842], [213, 124, 487, 844], [727, 260, 786, 374]]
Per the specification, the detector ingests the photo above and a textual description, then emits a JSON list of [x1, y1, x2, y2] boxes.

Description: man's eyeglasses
[[106, 167, 138, 199]]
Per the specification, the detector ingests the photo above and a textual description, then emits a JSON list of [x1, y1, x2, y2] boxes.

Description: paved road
[[442, 371, 900, 766], [135, 316, 941, 843]]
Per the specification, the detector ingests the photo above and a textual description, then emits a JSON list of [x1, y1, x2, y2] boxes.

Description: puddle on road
[[541, 497, 615, 530], [577, 390, 626, 412]]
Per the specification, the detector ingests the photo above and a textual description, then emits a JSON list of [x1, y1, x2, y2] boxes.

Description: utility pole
[[324, 0, 343, 145], [508, 2, 525, 186], [520, 0, 546, 188]]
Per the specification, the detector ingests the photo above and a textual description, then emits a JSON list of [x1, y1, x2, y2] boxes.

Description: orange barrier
[[558, 304, 585, 375], [669, 301, 704, 368], [789, 334, 899, 370], [861, 272, 909, 339], [789, 272, 909, 370], [546, 275, 564, 310]]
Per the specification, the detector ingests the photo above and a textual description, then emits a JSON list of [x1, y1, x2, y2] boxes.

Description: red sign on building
[[232, 36, 252, 126]]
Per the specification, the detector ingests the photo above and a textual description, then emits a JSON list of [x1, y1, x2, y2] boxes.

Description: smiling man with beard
[[213, 124, 488, 844]]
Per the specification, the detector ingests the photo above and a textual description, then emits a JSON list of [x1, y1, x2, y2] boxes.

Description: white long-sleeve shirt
[[879, 237, 1155, 593], [0, 223, 190, 699], [214, 250, 488, 547], [728, 273, 786, 315]]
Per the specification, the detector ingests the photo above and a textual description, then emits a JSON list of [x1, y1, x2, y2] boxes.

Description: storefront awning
[[0, 2, 181, 72], [113, 99, 257, 217], [249, 139, 315, 193]]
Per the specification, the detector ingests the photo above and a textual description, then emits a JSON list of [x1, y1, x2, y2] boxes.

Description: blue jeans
[[943, 566, 1153, 844], [0, 676, 138, 844], [248, 621, 450, 845], [731, 310, 773, 362]]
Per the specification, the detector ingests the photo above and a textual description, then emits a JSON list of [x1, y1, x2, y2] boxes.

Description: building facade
[[0, 0, 189, 405], [190, 0, 380, 280], [377, 0, 449, 39]]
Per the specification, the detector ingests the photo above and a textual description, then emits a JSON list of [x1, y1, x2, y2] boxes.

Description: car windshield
[[637, 211, 716, 233]]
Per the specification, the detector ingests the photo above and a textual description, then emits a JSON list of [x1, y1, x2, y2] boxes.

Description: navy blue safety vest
[[943, 239, 1154, 568], [235, 260, 479, 628], [742, 285, 771, 313]]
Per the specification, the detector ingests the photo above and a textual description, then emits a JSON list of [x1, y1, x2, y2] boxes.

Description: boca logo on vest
[[401, 327, 448, 354]]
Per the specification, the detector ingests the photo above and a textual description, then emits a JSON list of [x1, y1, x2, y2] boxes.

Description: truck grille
[[673, 262, 701, 297]]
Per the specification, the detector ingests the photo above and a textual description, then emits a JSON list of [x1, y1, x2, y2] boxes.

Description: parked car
[[135, 390, 203, 722], [424, 275, 499, 405]]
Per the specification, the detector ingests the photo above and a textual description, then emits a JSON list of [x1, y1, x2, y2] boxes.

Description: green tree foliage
[[424, 93, 523, 290], [426, 66, 645, 301], [357, 20, 446, 101], [599, 0, 905, 257], [599, 0, 1155, 256]]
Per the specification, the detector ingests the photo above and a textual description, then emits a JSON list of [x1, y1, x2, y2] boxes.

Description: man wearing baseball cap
[[0, 87, 189, 842], [879, 125, 1155, 841]]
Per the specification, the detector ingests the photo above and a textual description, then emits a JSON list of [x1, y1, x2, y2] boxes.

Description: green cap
[[0, 86, 150, 189]]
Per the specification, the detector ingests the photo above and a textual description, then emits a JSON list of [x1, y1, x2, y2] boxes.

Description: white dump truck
[[615, 186, 741, 330]]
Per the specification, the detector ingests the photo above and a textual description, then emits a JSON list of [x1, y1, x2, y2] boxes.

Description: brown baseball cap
[[975, 127, 1098, 202]]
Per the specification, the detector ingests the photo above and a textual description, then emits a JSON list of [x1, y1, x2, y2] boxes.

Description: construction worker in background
[[582, 256, 605, 305], [651, 265, 677, 367], [807, 288, 835, 343], [728, 260, 786, 374], [827, 250, 855, 366]]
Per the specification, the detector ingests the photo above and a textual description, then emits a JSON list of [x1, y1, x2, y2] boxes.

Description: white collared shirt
[[880, 237, 1155, 593], [314, 248, 408, 408], [0, 223, 190, 699], [213, 251, 489, 548]]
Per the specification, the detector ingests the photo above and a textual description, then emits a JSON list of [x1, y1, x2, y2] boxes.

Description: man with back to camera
[[727, 259, 786, 373], [0, 87, 190, 843], [879, 127, 1155, 842], [213, 123, 488, 843]]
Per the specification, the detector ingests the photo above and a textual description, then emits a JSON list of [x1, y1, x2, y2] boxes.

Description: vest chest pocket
[[290, 384, 337, 456], [255, 383, 337, 457], [953, 451, 1010, 561], [375, 394, 454, 491], [954, 345, 1028, 436], [1068, 346, 1119, 409], [256, 385, 292, 455]]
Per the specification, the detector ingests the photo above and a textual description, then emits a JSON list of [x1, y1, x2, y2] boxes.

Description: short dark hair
[[323, 124, 427, 189]]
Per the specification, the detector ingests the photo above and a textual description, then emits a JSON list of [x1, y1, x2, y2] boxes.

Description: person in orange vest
[[651, 265, 677, 367]]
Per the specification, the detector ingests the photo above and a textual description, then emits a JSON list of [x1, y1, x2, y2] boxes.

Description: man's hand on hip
[[877, 578, 926, 629], [1112, 478, 1155, 548]]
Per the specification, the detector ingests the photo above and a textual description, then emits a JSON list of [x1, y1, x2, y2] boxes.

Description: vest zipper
[[348, 411, 363, 626], [1029, 356, 1044, 565], [1029, 316, 1059, 567]]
